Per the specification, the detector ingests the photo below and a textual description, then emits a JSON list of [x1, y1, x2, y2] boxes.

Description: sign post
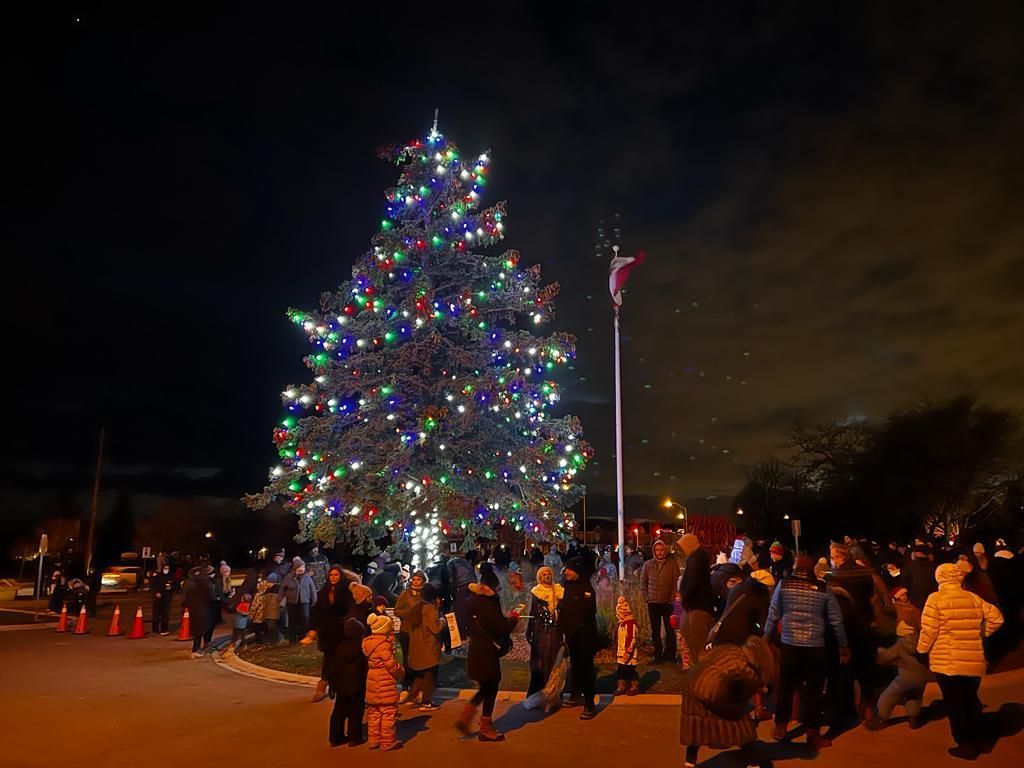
[[34, 533, 48, 621], [791, 519, 802, 556]]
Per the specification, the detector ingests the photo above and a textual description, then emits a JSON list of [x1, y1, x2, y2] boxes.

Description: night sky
[[9, 4, 1023, 513]]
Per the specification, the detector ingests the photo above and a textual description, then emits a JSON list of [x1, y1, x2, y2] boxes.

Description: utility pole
[[85, 427, 105, 574]]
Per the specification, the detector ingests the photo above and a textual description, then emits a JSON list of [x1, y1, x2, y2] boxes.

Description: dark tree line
[[734, 396, 1023, 544]]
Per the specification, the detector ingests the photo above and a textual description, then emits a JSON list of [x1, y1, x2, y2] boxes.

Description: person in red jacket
[[362, 613, 404, 751]]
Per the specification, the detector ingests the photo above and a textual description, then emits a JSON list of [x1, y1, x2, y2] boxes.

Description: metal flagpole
[[613, 250, 626, 581]]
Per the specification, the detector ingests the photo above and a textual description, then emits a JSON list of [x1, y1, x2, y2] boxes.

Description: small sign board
[[141, 546, 152, 559], [39, 533, 48, 555], [790, 520, 802, 537], [385, 608, 401, 633], [450, 542, 458, 553], [445, 612, 463, 647]]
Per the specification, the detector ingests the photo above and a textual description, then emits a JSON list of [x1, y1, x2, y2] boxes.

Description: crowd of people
[[294, 533, 1020, 761], [55, 532, 1018, 762]]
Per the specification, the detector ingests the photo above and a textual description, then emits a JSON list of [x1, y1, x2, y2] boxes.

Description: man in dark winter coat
[[677, 534, 716, 665], [904, 546, 936, 611], [151, 563, 177, 635], [559, 557, 598, 719], [366, 560, 401, 606], [269, 549, 292, 581], [447, 550, 476, 640], [640, 540, 681, 663], [307, 545, 330, 591], [184, 565, 215, 656], [828, 542, 882, 729]]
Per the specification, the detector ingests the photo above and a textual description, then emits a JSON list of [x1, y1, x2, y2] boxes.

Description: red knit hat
[[770, 541, 785, 556], [891, 586, 908, 601]]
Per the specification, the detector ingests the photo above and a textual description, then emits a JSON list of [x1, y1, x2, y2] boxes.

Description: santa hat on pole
[[609, 249, 645, 308]]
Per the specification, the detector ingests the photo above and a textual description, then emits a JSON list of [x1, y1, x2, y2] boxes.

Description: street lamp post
[[663, 499, 688, 526]]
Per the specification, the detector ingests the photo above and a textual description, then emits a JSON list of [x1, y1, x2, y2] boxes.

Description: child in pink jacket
[[362, 613, 404, 751]]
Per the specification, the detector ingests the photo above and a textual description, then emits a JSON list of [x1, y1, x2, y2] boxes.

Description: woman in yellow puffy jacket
[[917, 562, 1003, 760]]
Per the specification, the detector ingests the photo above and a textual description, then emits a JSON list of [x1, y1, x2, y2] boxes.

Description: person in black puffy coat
[[559, 557, 598, 719], [328, 618, 367, 746]]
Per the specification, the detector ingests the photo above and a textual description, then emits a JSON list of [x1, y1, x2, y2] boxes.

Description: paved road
[[1, 602, 1022, 767]]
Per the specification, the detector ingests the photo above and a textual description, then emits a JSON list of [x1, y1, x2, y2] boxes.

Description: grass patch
[[237, 640, 687, 693]]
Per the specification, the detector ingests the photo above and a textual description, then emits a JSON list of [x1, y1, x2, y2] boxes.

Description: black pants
[[454, 584, 470, 638], [329, 691, 366, 745], [566, 635, 596, 709], [647, 602, 675, 660], [471, 680, 500, 717], [192, 635, 204, 653], [153, 599, 171, 634], [834, 638, 876, 724], [776, 644, 826, 730], [936, 674, 983, 748], [617, 663, 639, 681], [287, 603, 309, 644], [409, 666, 437, 703], [321, 649, 333, 682], [398, 632, 412, 690]]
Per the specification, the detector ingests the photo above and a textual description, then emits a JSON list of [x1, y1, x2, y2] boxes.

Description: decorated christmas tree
[[248, 123, 591, 563]]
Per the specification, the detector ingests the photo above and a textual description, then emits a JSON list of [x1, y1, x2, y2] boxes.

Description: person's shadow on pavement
[[492, 704, 549, 734], [700, 739, 816, 768], [396, 714, 431, 744], [985, 702, 1024, 752]]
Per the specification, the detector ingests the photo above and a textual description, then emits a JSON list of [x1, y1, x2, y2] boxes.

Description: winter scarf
[[531, 581, 564, 614]]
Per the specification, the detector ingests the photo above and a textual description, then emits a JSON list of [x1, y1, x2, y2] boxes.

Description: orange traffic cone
[[127, 606, 145, 639], [107, 605, 123, 636], [73, 605, 89, 635], [176, 608, 191, 641], [55, 604, 69, 633]]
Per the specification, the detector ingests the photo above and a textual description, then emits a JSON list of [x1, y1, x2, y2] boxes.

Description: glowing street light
[[663, 498, 688, 523], [736, 508, 745, 516], [204, 531, 214, 539]]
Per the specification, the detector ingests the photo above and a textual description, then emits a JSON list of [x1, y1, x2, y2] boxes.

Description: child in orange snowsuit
[[362, 613, 404, 750]]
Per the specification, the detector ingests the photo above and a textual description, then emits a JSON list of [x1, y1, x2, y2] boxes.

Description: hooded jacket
[[917, 563, 1004, 677], [361, 633, 403, 704], [640, 554, 681, 604]]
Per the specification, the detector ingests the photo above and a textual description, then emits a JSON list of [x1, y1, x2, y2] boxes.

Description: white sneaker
[[159, 632, 170, 636], [190, 652, 203, 659]]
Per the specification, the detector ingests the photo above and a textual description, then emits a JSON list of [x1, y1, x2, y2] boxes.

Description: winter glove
[[669, 614, 679, 630]]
